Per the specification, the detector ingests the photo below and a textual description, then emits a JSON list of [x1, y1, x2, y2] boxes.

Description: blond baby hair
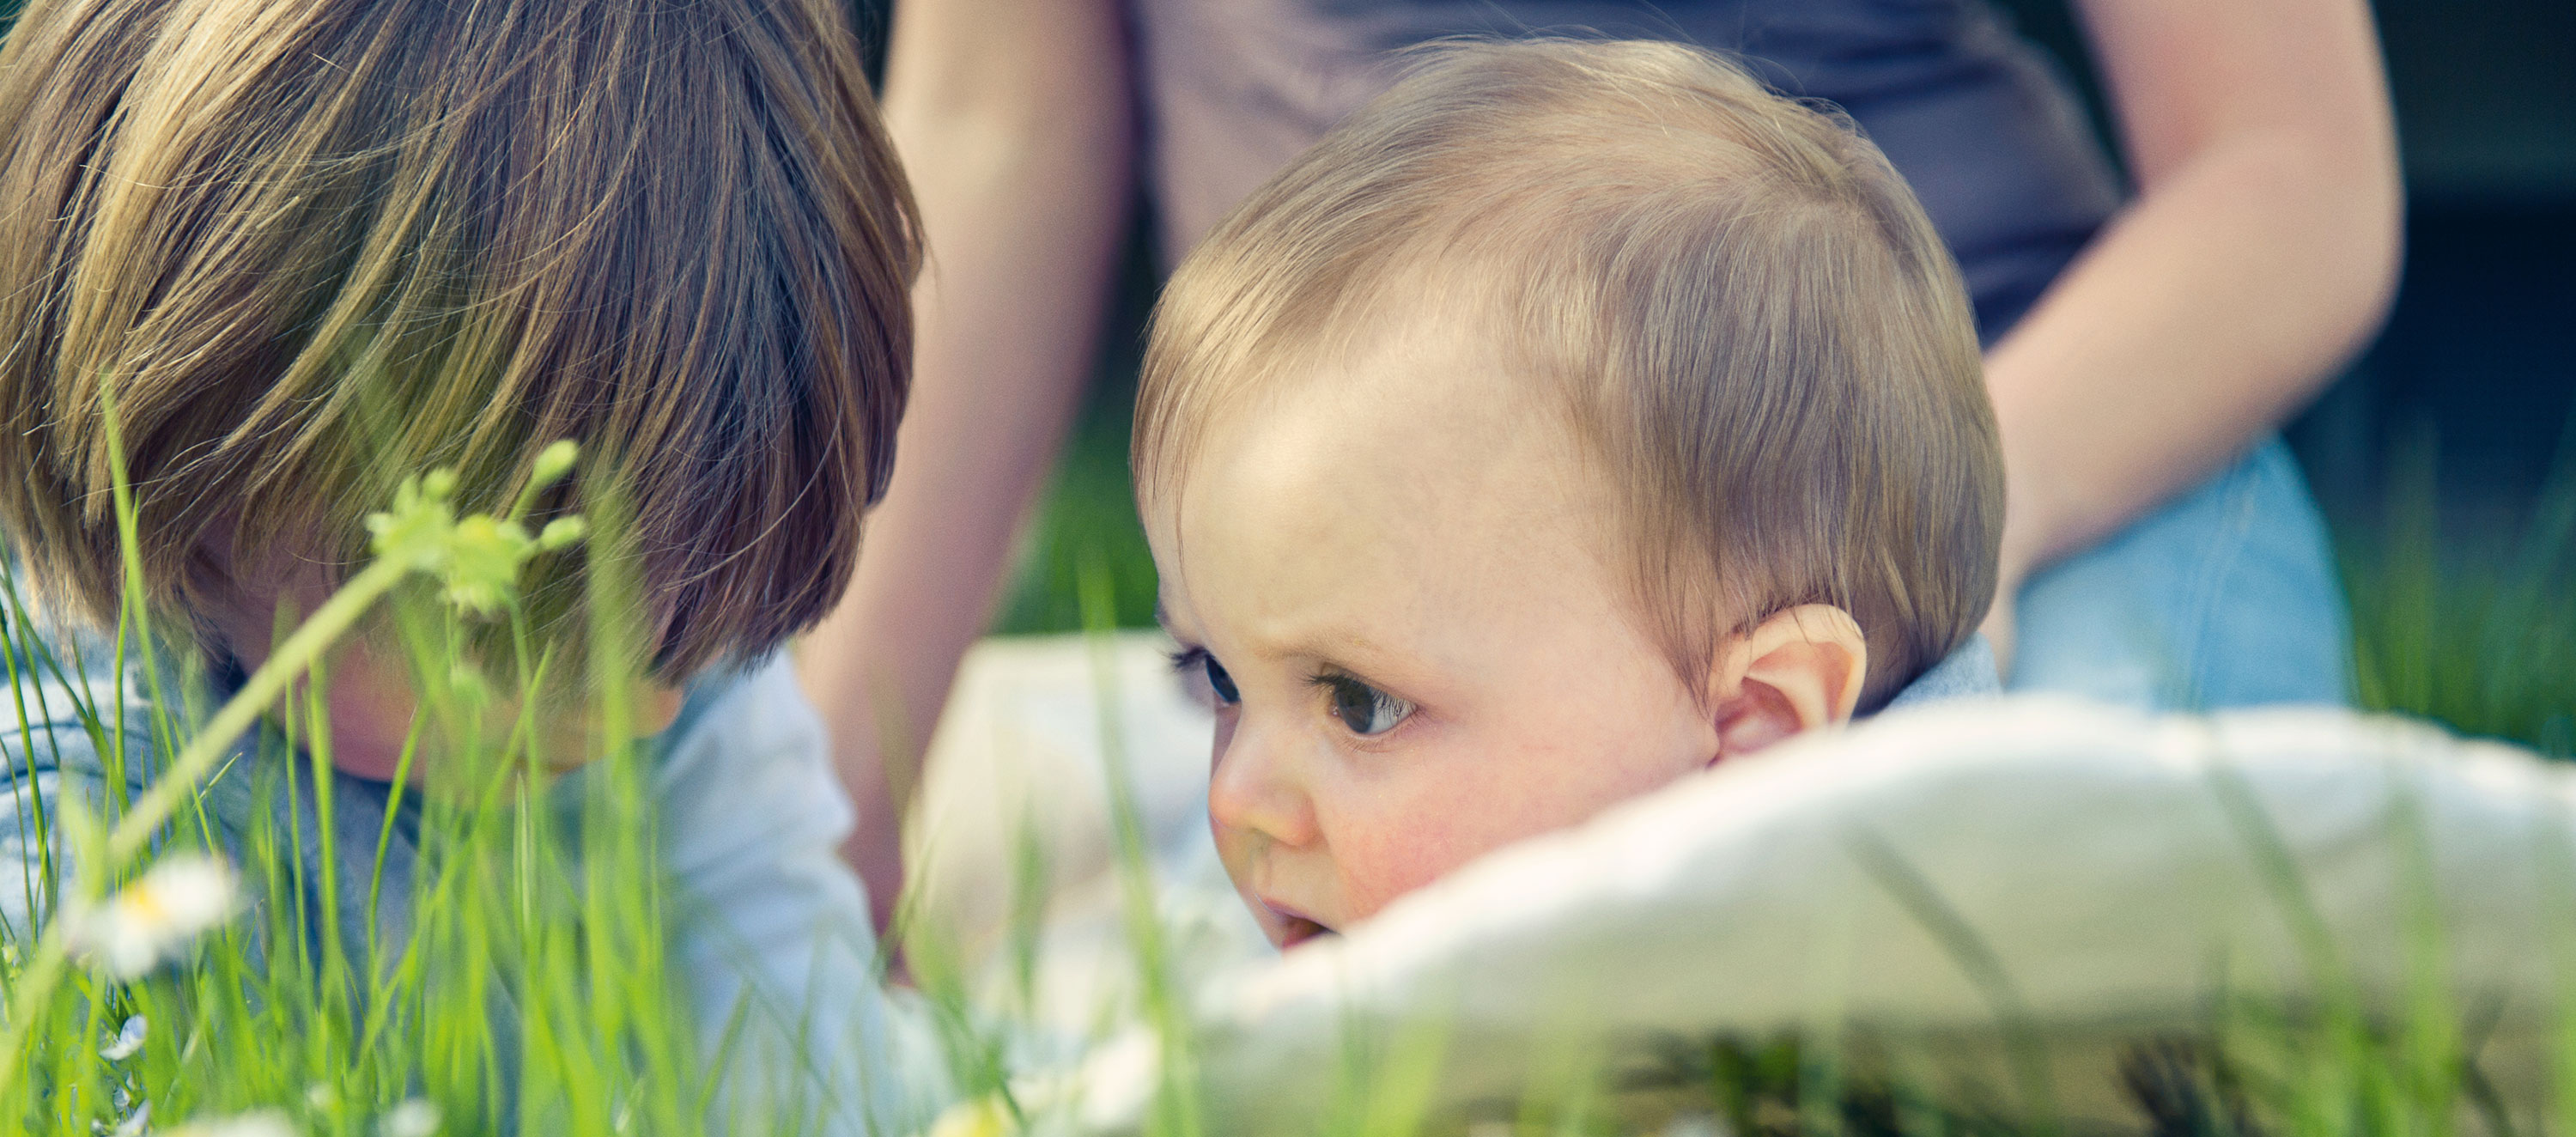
[[1135, 39, 2003, 708]]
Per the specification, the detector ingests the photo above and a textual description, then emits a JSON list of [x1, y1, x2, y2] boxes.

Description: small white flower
[[63, 854, 241, 979], [1072, 1029, 1161, 1130], [304, 1083, 337, 1112], [101, 1014, 147, 1061], [379, 1099, 440, 1137], [925, 1097, 1013, 1137], [108, 1103, 150, 1137], [161, 1108, 296, 1137]]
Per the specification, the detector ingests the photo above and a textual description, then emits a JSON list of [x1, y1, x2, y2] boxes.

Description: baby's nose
[[1206, 726, 1321, 848]]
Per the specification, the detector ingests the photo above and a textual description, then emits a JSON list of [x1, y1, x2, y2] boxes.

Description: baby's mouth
[[1263, 899, 1336, 949], [1278, 914, 1334, 949]]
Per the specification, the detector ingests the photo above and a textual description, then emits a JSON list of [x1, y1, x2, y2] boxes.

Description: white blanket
[[907, 635, 2576, 1134]]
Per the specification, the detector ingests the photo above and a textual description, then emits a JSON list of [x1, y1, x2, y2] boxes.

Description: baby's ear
[[1707, 605, 1867, 763]]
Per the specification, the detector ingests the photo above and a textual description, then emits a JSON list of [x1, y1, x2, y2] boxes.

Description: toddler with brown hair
[[0, 0, 936, 1125]]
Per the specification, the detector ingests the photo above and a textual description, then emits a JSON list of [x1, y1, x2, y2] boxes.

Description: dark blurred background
[[1991, 0, 2576, 538]]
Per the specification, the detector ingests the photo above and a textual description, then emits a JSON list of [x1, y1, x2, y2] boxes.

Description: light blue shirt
[[1880, 635, 2004, 712]]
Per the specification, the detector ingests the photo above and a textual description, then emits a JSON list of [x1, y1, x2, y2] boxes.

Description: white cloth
[[903, 645, 2573, 1135]]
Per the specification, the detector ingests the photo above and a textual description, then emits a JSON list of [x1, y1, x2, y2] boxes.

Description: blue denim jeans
[[2008, 439, 2353, 710]]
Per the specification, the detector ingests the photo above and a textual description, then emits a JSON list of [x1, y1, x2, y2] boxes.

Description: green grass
[[2340, 427, 2576, 756], [988, 380, 1158, 638], [0, 455, 756, 1135], [2, 374, 2569, 1136]]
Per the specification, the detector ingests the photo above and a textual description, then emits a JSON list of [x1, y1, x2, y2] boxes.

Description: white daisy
[[379, 1099, 440, 1137], [63, 854, 241, 980], [161, 1108, 296, 1137], [101, 1014, 147, 1061], [106, 1101, 149, 1137], [925, 1097, 1014, 1137]]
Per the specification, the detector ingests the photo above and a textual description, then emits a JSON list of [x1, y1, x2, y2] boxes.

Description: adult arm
[[1982, 0, 2401, 662], [799, 0, 1135, 931]]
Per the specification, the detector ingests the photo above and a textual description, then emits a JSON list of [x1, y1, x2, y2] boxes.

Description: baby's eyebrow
[[1269, 628, 1420, 685]]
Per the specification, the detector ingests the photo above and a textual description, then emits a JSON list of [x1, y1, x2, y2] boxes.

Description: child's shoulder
[[1876, 635, 2003, 714], [0, 601, 192, 936], [0, 600, 170, 783], [651, 651, 848, 881]]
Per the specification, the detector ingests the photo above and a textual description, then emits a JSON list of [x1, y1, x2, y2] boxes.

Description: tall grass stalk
[[0, 427, 781, 1134], [2344, 424, 2576, 757]]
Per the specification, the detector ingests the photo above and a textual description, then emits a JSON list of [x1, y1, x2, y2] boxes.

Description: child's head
[[1134, 40, 2002, 947], [0, 0, 916, 752]]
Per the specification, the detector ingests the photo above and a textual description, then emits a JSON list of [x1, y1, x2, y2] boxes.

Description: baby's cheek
[[1332, 784, 1530, 922], [1334, 743, 1691, 923], [1335, 830, 1460, 925]]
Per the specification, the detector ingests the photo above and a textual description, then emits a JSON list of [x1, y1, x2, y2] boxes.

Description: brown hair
[[1135, 39, 2001, 708], [0, 0, 919, 678]]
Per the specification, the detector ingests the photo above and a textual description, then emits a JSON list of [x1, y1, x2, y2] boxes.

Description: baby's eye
[[1202, 654, 1241, 705], [1170, 645, 1242, 706], [1322, 674, 1413, 736]]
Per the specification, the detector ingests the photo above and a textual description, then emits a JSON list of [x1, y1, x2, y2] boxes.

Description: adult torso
[[1131, 0, 2125, 341]]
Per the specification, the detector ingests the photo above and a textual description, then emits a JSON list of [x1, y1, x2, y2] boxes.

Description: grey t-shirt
[[1130, 0, 2124, 344]]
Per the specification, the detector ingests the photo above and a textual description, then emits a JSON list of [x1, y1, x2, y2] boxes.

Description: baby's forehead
[[1150, 378, 1639, 669], [1138, 245, 1624, 568], [1188, 310, 1583, 477], [1163, 354, 1615, 573]]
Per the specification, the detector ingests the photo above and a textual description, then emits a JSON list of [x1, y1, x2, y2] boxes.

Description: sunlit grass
[[0, 443, 738, 1135], [5, 378, 2571, 1137]]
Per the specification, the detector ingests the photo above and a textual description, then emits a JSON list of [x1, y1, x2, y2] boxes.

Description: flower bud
[[531, 439, 580, 488], [538, 516, 588, 550]]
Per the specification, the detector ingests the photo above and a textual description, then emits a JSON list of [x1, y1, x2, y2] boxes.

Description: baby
[[1134, 40, 2005, 950]]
